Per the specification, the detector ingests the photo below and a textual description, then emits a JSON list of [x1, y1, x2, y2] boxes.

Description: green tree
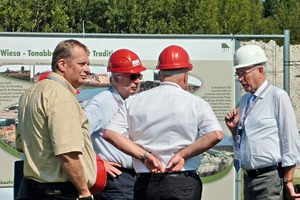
[[0, 0, 299, 44], [0, 0, 33, 31], [30, 0, 70, 32], [65, 0, 89, 33], [272, 0, 300, 44], [194, 0, 221, 34], [0, 0, 70, 32], [263, 0, 280, 17], [217, 0, 265, 34]]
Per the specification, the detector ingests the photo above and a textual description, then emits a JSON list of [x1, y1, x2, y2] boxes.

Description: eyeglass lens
[[130, 74, 143, 81], [235, 65, 261, 78]]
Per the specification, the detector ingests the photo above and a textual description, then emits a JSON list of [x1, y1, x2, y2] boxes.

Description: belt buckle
[[253, 169, 260, 176], [45, 189, 62, 195], [243, 168, 259, 177]]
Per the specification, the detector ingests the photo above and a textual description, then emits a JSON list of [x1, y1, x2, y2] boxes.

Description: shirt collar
[[109, 86, 125, 104], [160, 81, 181, 88], [48, 72, 77, 95], [254, 80, 268, 99]]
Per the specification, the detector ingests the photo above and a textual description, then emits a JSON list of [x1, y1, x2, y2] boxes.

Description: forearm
[[228, 127, 237, 140], [57, 152, 91, 198], [103, 129, 147, 161], [283, 165, 296, 184], [179, 130, 223, 160]]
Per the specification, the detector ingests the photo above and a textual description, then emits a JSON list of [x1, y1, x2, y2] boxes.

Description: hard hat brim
[[108, 66, 147, 73], [234, 61, 267, 69]]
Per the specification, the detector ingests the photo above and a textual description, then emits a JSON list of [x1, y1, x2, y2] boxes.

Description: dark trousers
[[18, 179, 78, 200], [14, 160, 79, 200], [93, 170, 136, 200], [134, 171, 202, 200], [244, 169, 284, 200], [14, 160, 24, 200]]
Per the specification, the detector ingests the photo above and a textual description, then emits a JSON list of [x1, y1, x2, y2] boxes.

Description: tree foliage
[[0, 0, 299, 44]]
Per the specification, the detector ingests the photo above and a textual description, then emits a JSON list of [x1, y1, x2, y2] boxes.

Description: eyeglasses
[[235, 65, 261, 78], [117, 73, 143, 81]]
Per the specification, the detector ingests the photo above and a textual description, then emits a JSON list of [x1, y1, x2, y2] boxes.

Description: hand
[[284, 182, 300, 200], [143, 153, 164, 173], [225, 108, 239, 130], [165, 151, 185, 172], [103, 160, 122, 178]]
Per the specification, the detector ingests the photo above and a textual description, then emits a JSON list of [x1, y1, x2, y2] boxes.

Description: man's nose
[[84, 64, 90, 73]]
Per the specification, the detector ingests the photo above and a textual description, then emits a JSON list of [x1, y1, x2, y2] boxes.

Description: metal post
[[234, 40, 242, 200], [283, 30, 290, 94]]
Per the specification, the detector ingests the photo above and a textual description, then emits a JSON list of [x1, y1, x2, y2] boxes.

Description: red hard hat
[[156, 45, 193, 70], [107, 49, 146, 74]]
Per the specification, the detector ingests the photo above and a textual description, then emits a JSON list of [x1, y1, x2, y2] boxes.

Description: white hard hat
[[234, 44, 267, 69]]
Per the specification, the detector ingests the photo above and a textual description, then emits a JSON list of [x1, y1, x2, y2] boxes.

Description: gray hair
[[159, 68, 189, 77]]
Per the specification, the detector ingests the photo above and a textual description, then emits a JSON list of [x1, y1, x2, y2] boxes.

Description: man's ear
[[258, 67, 264, 73], [57, 59, 66, 72], [183, 71, 189, 85], [158, 71, 163, 82], [111, 74, 121, 84]]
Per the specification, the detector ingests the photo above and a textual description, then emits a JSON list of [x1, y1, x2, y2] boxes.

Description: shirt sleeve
[[84, 97, 103, 134], [276, 91, 300, 167], [197, 101, 223, 136], [105, 103, 129, 136]]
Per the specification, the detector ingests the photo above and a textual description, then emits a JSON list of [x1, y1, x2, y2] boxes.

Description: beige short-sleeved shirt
[[16, 72, 96, 186]]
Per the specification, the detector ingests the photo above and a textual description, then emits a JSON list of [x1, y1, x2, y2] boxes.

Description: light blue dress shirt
[[239, 81, 300, 170], [83, 87, 133, 168]]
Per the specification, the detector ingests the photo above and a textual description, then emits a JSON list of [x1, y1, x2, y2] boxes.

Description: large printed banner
[[0, 35, 235, 199]]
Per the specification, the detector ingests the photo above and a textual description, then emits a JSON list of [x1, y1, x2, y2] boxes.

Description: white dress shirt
[[239, 81, 300, 170], [106, 82, 222, 173]]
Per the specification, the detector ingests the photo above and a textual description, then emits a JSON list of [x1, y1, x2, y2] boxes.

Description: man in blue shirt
[[84, 49, 146, 200]]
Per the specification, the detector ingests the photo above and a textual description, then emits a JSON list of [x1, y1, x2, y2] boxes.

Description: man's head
[[107, 49, 146, 99], [156, 45, 192, 89], [51, 39, 90, 88], [234, 44, 267, 93]]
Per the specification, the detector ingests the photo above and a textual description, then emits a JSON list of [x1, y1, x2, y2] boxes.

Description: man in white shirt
[[103, 45, 223, 200], [225, 44, 300, 200]]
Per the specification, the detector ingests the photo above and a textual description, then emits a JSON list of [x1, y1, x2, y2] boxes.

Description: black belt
[[116, 167, 136, 176], [244, 163, 281, 177], [28, 179, 78, 196], [137, 171, 198, 180]]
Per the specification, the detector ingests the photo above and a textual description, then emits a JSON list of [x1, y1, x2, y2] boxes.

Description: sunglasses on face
[[118, 73, 143, 81]]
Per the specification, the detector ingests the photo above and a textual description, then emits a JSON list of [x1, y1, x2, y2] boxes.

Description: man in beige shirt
[[16, 39, 105, 200]]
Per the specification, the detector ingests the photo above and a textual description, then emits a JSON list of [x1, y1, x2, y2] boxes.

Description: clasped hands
[[143, 150, 185, 173]]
